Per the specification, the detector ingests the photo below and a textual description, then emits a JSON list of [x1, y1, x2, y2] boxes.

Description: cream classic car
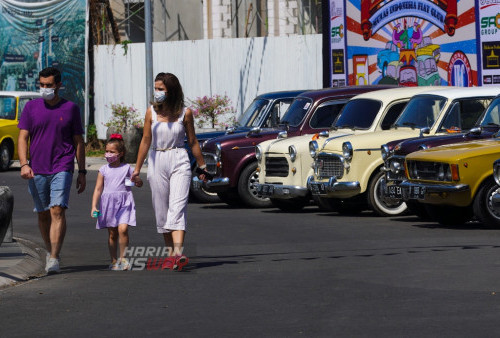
[[307, 86, 500, 216], [255, 86, 440, 211]]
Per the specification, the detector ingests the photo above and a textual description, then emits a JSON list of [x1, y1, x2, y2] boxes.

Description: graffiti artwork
[[0, 0, 87, 112]]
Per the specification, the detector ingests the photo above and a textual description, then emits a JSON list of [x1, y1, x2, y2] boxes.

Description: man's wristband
[[199, 164, 207, 170], [20, 163, 30, 169], [78, 169, 87, 175]]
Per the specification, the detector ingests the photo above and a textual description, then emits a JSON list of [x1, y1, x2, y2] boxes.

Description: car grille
[[202, 153, 217, 175], [315, 154, 343, 179], [406, 160, 451, 181], [265, 157, 289, 177]]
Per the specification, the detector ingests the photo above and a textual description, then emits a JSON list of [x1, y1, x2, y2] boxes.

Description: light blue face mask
[[154, 91, 167, 103], [40, 87, 55, 100]]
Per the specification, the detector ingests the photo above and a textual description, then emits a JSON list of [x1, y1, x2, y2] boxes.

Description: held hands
[[131, 171, 143, 187]]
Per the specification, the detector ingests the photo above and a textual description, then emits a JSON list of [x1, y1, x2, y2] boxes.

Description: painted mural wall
[[327, 0, 496, 87]]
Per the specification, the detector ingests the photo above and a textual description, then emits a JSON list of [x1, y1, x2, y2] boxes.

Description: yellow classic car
[[401, 139, 500, 227], [0, 91, 40, 170], [308, 86, 500, 216]]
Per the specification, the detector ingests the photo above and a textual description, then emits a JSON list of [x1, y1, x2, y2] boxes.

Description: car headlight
[[289, 145, 297, 162], [437, 163, 445, 181], [255, 145, 263, 162], [390, 160, 401, 173], [494, 160, 500, 186], [215, 143, 222, 159], [309, 141, 318, 158], [381, 144, 390, 161], [342, 142, 353, 161]]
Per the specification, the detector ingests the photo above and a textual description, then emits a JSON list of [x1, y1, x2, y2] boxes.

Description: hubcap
[[487, 186, 500, 219], [375, 176, 406, 214], [248, 170, 269, 201]]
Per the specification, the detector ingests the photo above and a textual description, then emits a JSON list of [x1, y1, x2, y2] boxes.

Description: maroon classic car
[[381, 94, 500, 218], [195, 85, 396, 208]]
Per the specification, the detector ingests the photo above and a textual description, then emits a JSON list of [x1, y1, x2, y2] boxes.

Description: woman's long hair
[[153, 72, 184, 118]]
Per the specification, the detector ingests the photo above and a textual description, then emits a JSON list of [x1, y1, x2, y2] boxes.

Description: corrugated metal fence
[[94, 34, 322, 138]]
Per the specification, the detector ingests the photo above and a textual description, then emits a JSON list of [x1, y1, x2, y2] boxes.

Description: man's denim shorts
[[28, 171, 73, 212]]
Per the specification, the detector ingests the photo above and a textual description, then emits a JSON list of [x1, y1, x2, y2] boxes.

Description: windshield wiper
[[333, 124, 356, 131], [401, 122, 418, 129], [485, 122, 500, 127]]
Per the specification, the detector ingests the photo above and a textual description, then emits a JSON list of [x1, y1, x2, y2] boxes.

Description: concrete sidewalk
[[0, 157, 148, 289]]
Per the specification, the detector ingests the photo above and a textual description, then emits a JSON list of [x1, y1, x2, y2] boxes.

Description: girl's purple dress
[[96, 163, 136, 229]]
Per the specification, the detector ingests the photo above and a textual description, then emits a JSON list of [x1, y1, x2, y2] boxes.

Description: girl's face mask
[[105, 152, 120, 164], [154, 90, 167, 103]]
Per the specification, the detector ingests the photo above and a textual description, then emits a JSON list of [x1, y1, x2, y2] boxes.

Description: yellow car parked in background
[[0, 91, 40, 170]]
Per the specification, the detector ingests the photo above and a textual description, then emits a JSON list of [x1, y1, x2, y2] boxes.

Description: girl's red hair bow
[[110, 133, 123, 140]]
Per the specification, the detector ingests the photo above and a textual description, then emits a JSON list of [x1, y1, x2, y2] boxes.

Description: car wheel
[[405, 200, 431, 221], [0, 143, 11, 171], [189, 183, 220, 203], [473, 177, 500, 228], [367, 171, 407, 216], [270, 197, 309, 212], [424, 204, 473, 226], [217, 189, 243, 207], [237, 162, 271, 208]]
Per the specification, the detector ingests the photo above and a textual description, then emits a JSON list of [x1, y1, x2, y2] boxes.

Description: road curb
[[0, 237, 46, 289]]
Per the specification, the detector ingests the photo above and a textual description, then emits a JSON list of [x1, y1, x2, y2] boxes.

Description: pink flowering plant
[[189, 94, 236, 129], [104, 103, 144, 133]]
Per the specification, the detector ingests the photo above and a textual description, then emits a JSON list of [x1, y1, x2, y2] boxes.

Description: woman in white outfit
[[132, 72, 207, 271]]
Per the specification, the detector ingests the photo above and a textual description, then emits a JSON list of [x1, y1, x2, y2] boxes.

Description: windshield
[[280, 97, 313, 127], [236, 99, 270, 127], [333, 98, 382, 129], [480, 97, 500, 127], [394, 95, 446, 129], [0, 96, 17, 120]]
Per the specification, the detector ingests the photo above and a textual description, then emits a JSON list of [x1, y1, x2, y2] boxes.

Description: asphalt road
[[1, 167, 500, 337]]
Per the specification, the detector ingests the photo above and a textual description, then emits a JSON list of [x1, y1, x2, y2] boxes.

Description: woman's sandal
[[173, 255, 189, 271]]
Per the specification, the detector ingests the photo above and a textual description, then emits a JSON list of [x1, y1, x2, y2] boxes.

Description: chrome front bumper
[[398, 181, 470, 202], [255, 183, 309, 199], [306, 175, 361, 196], [192, 176, 230, 192]]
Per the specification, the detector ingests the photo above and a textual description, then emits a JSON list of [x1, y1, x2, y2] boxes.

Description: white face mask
[[154, 91, 166, 103], [40, 87, 55, 101]]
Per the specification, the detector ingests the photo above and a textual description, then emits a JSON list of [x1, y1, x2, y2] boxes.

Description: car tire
[[405, 200, 431, 220], [217, 189, 243, 207], [367, 171, 407, 216], [473, 177, 500, 228], [424, 204, 473, 226], [270, 197, 309, 212], [0, 142, 11, 171], [189, 182, 221, 203], [237, 161, 272, 208]]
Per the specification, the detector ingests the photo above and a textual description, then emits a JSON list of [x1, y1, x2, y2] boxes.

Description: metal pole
[[144, 0, 153, 103]]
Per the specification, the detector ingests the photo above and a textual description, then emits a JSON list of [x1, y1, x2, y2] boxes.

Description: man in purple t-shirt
[[17, 67, 86, 274]]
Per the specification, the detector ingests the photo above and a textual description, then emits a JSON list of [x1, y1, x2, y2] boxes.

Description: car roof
[[255, 89, 310, 99], [0, 91, 40, 97], [349, 86, 448, 101], [414, 86, 500, 99], [296, 85, 398, 100]]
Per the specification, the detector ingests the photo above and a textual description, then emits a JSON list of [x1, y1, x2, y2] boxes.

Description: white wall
[[93, 34, 322, 138]]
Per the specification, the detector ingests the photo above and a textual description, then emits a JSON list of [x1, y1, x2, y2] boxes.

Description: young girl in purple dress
[[91, 134, 143, 270]]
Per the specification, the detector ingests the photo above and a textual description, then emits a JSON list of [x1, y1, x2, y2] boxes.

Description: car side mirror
[[419, 127, 430, 137], [467, 126, 482, 136]]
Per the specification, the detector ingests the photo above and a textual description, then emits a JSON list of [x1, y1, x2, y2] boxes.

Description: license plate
[[310, 183, 326, 195], [408, 186, 426, 200], [258, 184, 274, 196], [386, 185, 402, 199]]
